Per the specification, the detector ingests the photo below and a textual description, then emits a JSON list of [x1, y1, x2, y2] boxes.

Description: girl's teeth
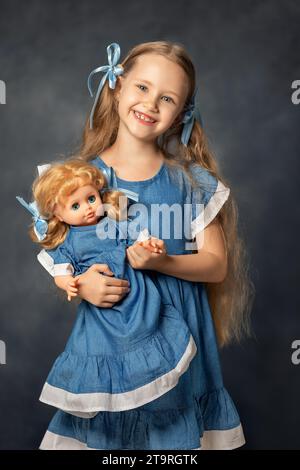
[[134, 111, 155, 123]]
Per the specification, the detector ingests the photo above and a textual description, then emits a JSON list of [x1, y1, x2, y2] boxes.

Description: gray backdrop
[[0, 0, 299, 450]]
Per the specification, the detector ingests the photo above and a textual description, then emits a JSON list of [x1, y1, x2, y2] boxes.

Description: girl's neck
[[102, 130, 164, 168]]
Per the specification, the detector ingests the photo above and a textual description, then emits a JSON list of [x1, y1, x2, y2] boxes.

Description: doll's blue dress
[[37, 211, 197, 418], [37, 156, 246, 450]]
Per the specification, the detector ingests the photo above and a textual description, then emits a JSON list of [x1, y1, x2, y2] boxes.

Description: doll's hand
[[127, 238, 167, 270], [66, 278, 79, 302], [137, 237, 165, 254]]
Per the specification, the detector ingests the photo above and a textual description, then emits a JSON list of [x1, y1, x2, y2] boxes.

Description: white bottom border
[[40, 335, 197, 416], [39, 423, 245, 450]]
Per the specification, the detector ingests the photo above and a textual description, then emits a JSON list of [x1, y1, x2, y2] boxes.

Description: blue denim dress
[[38, 155, 245, 450]]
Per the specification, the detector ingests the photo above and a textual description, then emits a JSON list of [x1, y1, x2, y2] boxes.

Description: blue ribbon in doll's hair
[[87, 42, 124, 130], [16, 196, 49, 241], [181, 86, 204, 147], [16, 163, 52, 241]]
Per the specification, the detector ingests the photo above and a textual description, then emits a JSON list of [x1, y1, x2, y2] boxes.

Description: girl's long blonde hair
[[29, 159, 127, 250], [74, 41, 255, 347]]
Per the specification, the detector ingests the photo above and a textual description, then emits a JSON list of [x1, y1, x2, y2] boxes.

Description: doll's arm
[[54, 275, 79, 302]]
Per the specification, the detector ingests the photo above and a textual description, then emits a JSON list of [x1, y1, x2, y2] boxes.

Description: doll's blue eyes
[[71, 202, 80, 211], [71, 195, 96, 211]]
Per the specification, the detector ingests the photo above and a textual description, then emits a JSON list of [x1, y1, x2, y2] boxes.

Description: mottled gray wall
[[0, 0, 299, 449]]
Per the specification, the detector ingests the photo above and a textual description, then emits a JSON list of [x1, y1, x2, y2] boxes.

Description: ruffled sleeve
[[189, 164, 230, 238], [37, 241, 75, 277]]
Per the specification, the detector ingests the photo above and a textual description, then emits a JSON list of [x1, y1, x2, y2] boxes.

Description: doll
[[16, 158, 197, 419]]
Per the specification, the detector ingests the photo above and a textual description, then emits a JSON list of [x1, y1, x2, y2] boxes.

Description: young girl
[[36, 41, 254, 450], [17, 159, 197, 419]]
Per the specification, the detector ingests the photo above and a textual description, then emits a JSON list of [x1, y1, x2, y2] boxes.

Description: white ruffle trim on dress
[[39, 423, 245, 450]]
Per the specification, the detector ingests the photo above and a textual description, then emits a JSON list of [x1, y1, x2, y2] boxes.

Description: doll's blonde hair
[[29, 158, 126, 250], [73, 40, 255, 347]]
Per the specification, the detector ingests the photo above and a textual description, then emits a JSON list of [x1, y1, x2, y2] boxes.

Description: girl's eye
[[136, 84, 174, 104], [162, 96, 173, 103], [71, 202, 80, 211], [137, 84, 147, 92], [88, 195, 96, 203]]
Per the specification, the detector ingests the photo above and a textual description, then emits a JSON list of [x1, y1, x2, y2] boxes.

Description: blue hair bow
[[87, 42, 124, 130], [181, 87, 203, 147], [16, 196, 48, 241]]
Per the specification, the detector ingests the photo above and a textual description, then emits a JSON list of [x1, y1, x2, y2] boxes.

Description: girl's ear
[[114, 76, 124, 101], [171, 111, 184, 128]]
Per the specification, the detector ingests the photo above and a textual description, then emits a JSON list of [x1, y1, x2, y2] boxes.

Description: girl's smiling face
[[54, 184, 104, 226], [115, 54, 189, 142]]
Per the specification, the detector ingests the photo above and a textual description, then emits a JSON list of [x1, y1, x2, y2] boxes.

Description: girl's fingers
[[126, 248, 135, 264], [128, 246, 142, 262], [104, 276, 130, 288], [88, 264, 114, 276], [135, 246, 146, 261], [103, 294, 127, 303], [126, 247, 142, 268], [105, 285, 130, 295]]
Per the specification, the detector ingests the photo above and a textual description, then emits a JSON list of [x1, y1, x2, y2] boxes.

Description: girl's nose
[[143, 101, 158, 112]]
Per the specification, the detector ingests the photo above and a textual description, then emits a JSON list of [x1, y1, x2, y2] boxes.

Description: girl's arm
[[126, 219, 227, 283], [155, 220, 227, 283], [38, 249, 131, 308], [68, 264, 131, 307]]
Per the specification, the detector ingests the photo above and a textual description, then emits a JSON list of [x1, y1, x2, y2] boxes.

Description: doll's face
[[54, 184, 103, 226], [115, 53, 189, 142]]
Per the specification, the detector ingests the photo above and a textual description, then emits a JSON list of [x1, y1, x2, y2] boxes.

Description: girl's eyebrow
[[135, 78, 180, 98]]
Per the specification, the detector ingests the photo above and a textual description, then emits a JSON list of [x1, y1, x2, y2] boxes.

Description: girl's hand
[[73, 264, 130, 308], [127, 238, 167, 270], [66, 278, 79, 302]]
